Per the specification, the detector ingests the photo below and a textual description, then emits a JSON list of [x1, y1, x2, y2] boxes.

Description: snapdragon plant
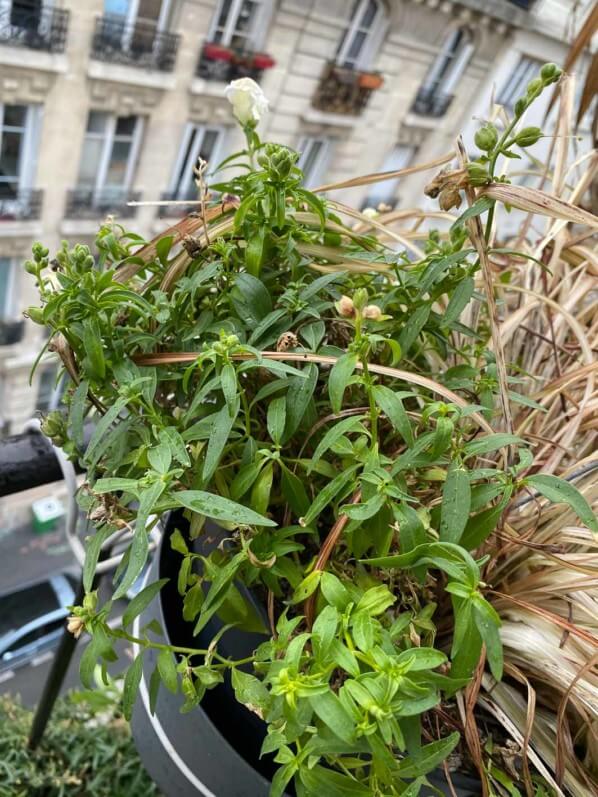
[[27, 67, 598, 796]]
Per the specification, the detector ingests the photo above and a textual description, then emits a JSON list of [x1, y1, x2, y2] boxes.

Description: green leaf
[[68, 379, 88, 450], [396, 732, 460, 778], [451, 195, 494, 230], [267, 396, 286, 445], [93, 477, 139, 494], [321, 571, 351, 611], [194, 551, 248, 634], [312, 605, 339, 659], [329, 352, 358, 413], [79, 626, 111, 689], [157, 649, 178, 694], [182, 582, 204, 622], [83, 317, 105, 381], [444, 276, 474, 325], [363, 542, 480, 587], [299, 320, 325, 350], [460, 485, 513, 550], [280, 465, 310, 517], [309, 690, 355, 743], [473, 598, 503, 680], [398, 304, 430, 356], [245, 226, 266, 276], [372, 386, 414, 446], [159, 426, 190, 467], [308, 416, 366, 474], [231, 273, 271, 324], [231, 668, 270, 710], [148, 441, 172, 475], [123, 578, 169, 628], [85, 395, 129, 466], [525, 473, 598, 534], [290, 570, 322, 603], [284, 364, 318, 440], [250, 460, 273, 516], [431, 416, 453, 458], [300, 464, 359, 527], [352, 612, 375, 651], [463, 433, 524, 457], [439, 465, 471, 543], [202, 402, 238, 483], [123, 653, 143, 720], [83, 527, 112, 593], [174, 490, 276, 526], [230, 459, 264, 501], [299, 765, 369, 797], [396, 647, 447, 671], [355, 584, 396, 615], [220, 363, 237, 416]]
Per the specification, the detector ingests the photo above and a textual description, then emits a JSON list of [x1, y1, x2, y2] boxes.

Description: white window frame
[[78, 112, 144, 201], [0, 258, 17, 321], [422, 26, 474, 96], [169, 123, 227, 198], [0, 103, 40, 194], [104, 0, 172, 29], [336, 0, 386, 71], [297, 136, 333, 189], [497, 55, 542, 109], [208, 0, 272, 50], [365, 143, 417, 209]]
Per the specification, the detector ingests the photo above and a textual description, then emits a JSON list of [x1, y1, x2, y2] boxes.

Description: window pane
[[104, 0, 131, 15], [86, 111, 108, 134], [216, 0, 234, 30], [105, 140, 133, 187], [0, 259, 11, 319], [199, 129, 219, 161], [359, 0, 378, 29], [299, 141, 323, 183], [234, 0, 258, 34], [115, 115, 137, 137], [345, 30, 367, 64], [0, 131, 23, 181], [137, 0, 163, 23], [77, 138, 104, 188], [175, 128, 198, 194], [3, 105, 27, 129]]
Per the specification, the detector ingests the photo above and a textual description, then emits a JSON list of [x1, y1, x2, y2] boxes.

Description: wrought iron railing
[[0, 189, 43, 221], [312, 62, 383, 116], [91, 14, 180, 72], [410, 87, 454, 118], [0, 5, 69, 52], [0, 319, 25, 347], [157, 190, 202, 219], [196, 41, 274, 82], [65, 189, 141, 220]]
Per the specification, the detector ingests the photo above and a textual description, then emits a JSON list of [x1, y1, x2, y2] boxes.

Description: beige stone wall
[[0, 0, 576, 433]]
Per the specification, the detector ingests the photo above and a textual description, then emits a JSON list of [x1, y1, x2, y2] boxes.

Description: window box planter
[[358, 70, 383, 90], [250, 52, 275, 70], [202, 42, 234, 62], [312, 62, 382, 115]]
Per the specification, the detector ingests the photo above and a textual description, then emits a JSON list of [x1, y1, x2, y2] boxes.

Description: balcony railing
[[65, 189, 141, 220], [0, 319, 25, 347], [91, 14, 180, 72], [0, 5, 69, 53], [312, 63, 383, 116], [196, 41, 275, 82], [0, 189, 43, 221], [410, 87, 454, 118]]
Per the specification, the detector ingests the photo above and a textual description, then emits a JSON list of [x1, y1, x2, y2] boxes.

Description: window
[[0, 103, 39, 199], [0, 258, 17, 320], [169, 124, 226, 200], [76, 112, 143, 200], [364, 143, 417, 209], [103, 0, 172, 29], [209, 0, 264, 50], [497, 55, 543, 109], [297, 136, 332, 189], [414, 26, 474, 114], [37, 367, 59, 412], [8, 0, 42, 28], [336, 0, 384, 70]]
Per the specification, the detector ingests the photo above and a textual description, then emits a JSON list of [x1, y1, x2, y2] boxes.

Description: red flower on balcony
[[251, 53, 276, 70], [203, 42, 234, 62]]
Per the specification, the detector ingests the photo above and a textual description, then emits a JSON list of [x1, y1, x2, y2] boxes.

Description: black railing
[[312, 62, 383, 116], [157, 190, 202, 219], [65, 189, 141, 220], [0, 188, 43, 221], [196, 41, 273, 82], [0, 319, 25, 347], [91, 14, 180, 72], [410, 86, 454, 118], [0, 4, 69, 53]]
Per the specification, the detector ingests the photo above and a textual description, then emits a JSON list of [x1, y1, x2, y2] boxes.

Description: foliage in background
[[25, 65, 598, 797], [0, 687, 160, 797]]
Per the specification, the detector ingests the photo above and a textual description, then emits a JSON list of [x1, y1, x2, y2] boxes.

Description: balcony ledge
[[301, 108, 358, 129], [0, 44, 67, 72], [87, 58, 176, 90], [190, 76, 231, 98], [0, 220, 43, 238]]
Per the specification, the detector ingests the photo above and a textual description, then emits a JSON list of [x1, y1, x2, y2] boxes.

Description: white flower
[[361, 207, 379, 220], [224, 78, 269, 126]]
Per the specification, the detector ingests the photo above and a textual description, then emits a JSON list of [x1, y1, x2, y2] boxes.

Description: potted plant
[[202, 41, 234, 62], [27, 67, 598, 796], [358, 71, 384, 91]]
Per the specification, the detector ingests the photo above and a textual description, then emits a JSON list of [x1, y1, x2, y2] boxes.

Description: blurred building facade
[[0, 0, 591, 432]]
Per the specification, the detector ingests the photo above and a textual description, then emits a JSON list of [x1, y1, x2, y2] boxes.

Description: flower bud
[[514, 98, 527, 117], [352, 288, 368, 312], [67, 615, 85, 639], [466, 162, 490, 187], [526, 78, 543, 96], [24, 260, 37, 275], [515, 126, 542, 147], [540, 63, 561, 83], [363, 304, 382, 321], [361, 207, 379, 220], [25, 306, 44, 324], [474, 124, 498, 152], [224, 77, 269, 127], [336, 295, 355, 318]]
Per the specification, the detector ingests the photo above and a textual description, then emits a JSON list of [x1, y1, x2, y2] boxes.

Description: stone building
[[0, 0, 591, 432]]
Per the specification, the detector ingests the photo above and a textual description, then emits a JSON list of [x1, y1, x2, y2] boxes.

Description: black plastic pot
[[131, 514, 481, 796]]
